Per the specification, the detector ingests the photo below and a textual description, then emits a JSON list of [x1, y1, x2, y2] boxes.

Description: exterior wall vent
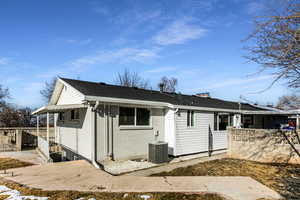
[[148, 141, 168, 163]]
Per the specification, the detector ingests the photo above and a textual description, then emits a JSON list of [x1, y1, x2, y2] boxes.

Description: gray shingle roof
[[61, 77, 267, 111]]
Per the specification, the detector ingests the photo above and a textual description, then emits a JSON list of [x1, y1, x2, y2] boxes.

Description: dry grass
[[0, 158, 33, 170], [0, 179, 225, 200], [152, 158, 300, 199]]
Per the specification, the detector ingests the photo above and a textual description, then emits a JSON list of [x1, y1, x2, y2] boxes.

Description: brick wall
[[228, 128, 300, 164]]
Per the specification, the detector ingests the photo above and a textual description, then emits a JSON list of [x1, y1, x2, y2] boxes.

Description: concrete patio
[[0, 150, 45, 165], [0, 160, 282, 200]]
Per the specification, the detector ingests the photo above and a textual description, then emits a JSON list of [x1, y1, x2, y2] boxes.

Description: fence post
[[37, 115, 39, 138], [47, 112, 50, 143], [16, 129, 22, 151], [227, 128, 232, 157]]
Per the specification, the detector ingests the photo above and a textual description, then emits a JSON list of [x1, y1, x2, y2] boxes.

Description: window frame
[[118, 106, 152, 128], [187, 110, 195, 128]]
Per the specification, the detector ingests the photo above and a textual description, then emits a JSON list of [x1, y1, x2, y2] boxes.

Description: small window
[[187, 110, 195, 127], [59, 112, 65, 121], [119, 107, 135, 126], [70, 110, 80, 120], [119, 107, 151, 126], [214, 113, 218, 131]]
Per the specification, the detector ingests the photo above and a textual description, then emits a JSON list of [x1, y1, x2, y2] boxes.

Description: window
[[119, 107, 151, 126], [219, 114, 229, 130], [59, 112, 65, 121], [119, 107, 135, 126], [214, 113, 230, 131], [70, 110, 79, 120], [242, 115, 254, 128], [136, 108, 150, 126], [187, 110, 195, 127]]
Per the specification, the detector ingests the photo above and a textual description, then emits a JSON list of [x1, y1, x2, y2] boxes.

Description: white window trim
[[118, 107, 152, 128]]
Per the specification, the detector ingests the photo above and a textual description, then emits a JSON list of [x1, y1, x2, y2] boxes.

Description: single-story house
[[32, 77, 295, 167]]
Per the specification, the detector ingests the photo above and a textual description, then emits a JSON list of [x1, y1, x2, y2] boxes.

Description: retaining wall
[[228, 128, 300, 164]]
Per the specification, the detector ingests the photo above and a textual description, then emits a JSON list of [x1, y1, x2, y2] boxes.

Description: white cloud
[[64, 38, 92, 45], [153, 18, 207, 45], [0, 57, 9, 65], [206, 75, 274, 90], [145, 67, 176, 73], [70, 47, 160, 70]]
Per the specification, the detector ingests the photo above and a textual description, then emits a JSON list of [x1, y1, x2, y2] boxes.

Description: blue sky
[[0, 0, 289, 108]]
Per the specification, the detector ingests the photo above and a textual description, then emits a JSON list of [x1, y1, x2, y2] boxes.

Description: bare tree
[[0, 84, 9, 107], [115, 68, 151, 89], [277, 95, 300, 110], [158, 76, 178, 93], [40, 77, 57, 103], [245, 0, 300, 89], [0, 105, 34, 127]]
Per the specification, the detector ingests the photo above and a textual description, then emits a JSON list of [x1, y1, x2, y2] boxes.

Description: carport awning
[[32, 104, 88, 115]]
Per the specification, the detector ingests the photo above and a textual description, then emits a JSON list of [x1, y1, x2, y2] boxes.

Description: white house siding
[[175, 110, 214, 156], [212, 130, 228, 150], [57, 108, 92, 160], [111, 106, 165, 161], [56, 84, 84, 105], [164, 108, 176, 155]]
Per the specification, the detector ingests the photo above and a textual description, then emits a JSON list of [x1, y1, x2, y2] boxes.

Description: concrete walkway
[[124, 152, 226, 176], [0, 160, 282, 200], [0, 150, 45, 165]]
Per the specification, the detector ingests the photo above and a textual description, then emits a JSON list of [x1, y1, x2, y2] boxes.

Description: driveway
[[0, 160, 282, 200]]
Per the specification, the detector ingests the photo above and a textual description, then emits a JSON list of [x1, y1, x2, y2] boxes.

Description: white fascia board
[[32, 106, 47, 115], [174, 105, 295, 115], [48, 79, 64, 105], [84, 95, 292, 115], [54, 78, 85, 103], [85, 95, 172, 108], [243, 111, 295, 115], [173, 105, 242, 113]]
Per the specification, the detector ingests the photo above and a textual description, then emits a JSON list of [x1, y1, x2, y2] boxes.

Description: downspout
[[110, 105, 114, 160], [107, 105, 114, 160], [91, 101, 102, 169], [173, 108, 179, 156]]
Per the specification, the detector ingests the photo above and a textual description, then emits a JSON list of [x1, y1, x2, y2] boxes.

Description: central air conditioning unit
[[148, 141, 168, 164]]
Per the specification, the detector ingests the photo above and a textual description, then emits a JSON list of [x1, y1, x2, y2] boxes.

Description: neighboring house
[[32, 78, 294, 167]]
